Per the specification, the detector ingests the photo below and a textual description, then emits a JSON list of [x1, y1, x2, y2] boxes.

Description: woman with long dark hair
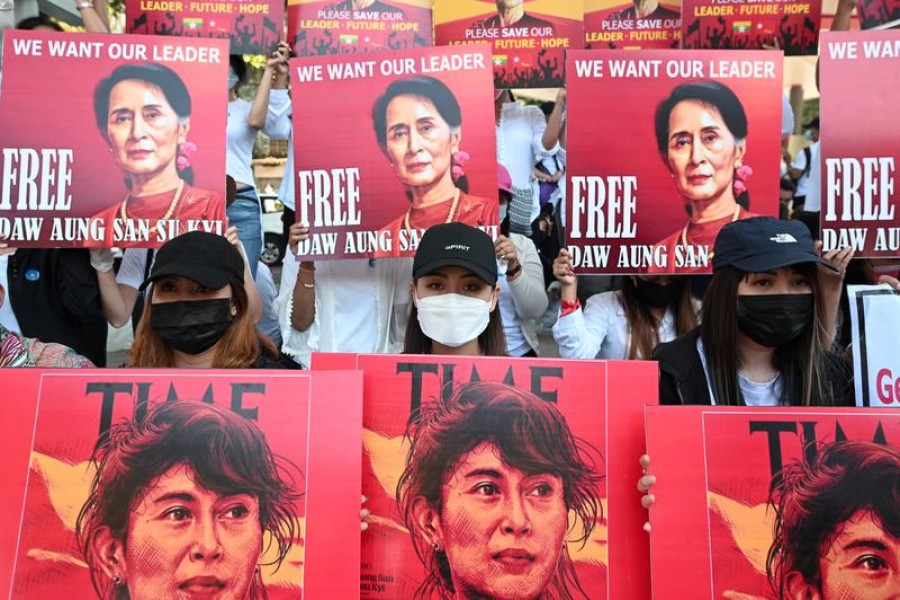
[[653, 216, 853, 406], [398, 381, 602, 600]]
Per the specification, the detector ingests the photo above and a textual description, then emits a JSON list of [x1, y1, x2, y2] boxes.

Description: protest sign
[[287, 0, 432, 56], [848, 284, 900, 406], [0, 31, 227, 248], [313, 353, 657, 599], [820, 31, 900, 257], [434, 0, 584, 88], [125, 0, 283, 54], [856, 0, 900, 29], [289, 44, 497, 260], [646, 405, 900, 599], [0, 370, 363, 599], [584, 0, 681, 49], [564, 49, 781, 274], [681, 0, 821, 54]]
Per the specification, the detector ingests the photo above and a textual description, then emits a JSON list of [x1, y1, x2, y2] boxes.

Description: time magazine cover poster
[[0, 370, 363, 599], [313, 353, 657, 599], [646, 406, 900, 599]]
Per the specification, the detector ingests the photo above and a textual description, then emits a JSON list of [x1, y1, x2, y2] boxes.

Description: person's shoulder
[[521, 12, 553, 28], [652, 328, 700, 366], [374, 0, 405, 14], [251, 351, 305, 369], [654, 4, 680, 18]]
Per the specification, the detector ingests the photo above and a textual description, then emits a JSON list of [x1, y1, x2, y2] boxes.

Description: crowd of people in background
[[1, 0, 899, 405]]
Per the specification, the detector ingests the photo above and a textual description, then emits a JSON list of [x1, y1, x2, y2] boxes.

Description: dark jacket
[[6, 249, 107, 366], [652, 329, 711, 405], [653, 328, 854, 406]]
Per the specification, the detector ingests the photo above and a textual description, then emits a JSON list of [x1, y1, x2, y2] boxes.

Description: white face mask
[[415, 293, 492, 348]]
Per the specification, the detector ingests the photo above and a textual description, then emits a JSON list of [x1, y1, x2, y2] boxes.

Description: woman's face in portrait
[[119, 464, 262, 599], [384, 94, 459, 190], [106, 79, 187, 182], [433, 442, 567, 600], [665, 99, 744, 204]]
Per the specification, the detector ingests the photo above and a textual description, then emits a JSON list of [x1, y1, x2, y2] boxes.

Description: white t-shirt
[[278, 256, 412, 367], [226, 90, 291, 186], [790, 142, 816, 197], [803, 141, 822, 212], [554, 290, 698, 360], [496, 102, 559, 221], [697, 337, 783, 406]]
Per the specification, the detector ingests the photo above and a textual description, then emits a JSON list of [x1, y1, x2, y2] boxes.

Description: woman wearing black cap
[[130, 230, 285, 368], [404, 222, 507, 356], [652, 216, 853, 407]]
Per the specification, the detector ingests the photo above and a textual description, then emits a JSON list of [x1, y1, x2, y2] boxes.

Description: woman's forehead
[[386, 94, 443, 123], [108, 79, 170, 109], [669, 99, 727, 130]]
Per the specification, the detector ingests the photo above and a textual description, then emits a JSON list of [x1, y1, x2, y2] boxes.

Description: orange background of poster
[[313, 353, 657, 599], [0, 370, 363, 599], [434, 0, 584, 88], [646, 406, 900, 599], [584, 0, 681, 49], [287, 0, 433, 56]]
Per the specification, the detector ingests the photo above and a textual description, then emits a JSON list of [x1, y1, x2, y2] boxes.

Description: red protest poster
[[289, 44, 498, 260], [434, 0, 584, 89], [565, 49, 781, 274], [681, 0, 821, 54], [125, 0, 284, 54], [646, 406, 900, 599], [0, 370, 363, 599], [313, 353, 657, 599], [287, 0, 433, 56], [819, 31, 900, 258], [856, 0, 900, 29], [0, 32, 227, 248], [584, 0, 681, 49]]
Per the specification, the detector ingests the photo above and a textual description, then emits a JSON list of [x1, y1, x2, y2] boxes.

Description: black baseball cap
[[413, 222, 497, 286], [140, 231, 245, 291], [712, 217, 836, 273]]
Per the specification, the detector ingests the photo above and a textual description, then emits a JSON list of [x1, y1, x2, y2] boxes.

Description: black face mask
[[150, 298, 235, 355], [736, 294, 813, 347], [633, 278, 682, 309]]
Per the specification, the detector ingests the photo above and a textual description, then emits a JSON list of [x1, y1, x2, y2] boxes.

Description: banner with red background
[[681, 0, 821, 54], [434, 0, 584, 89], [646, 406, 900, 599], [0, 370, 363, 599], [856, 0, 900, 29], [0, 32, 227, 248], [287, 0, 432, 56], [820, 31, 900, 257], [313, 353, 657, 599], [289, 44, 497, 260], [565, 49, 781, 274], [125, 0, 283, 54], [584, 0, 681, 49]]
